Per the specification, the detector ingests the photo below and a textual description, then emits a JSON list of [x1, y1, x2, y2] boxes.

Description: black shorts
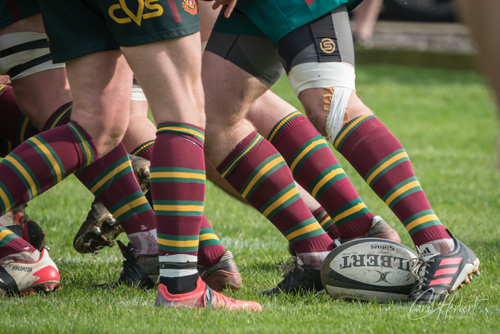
[[205, 6, 354, 87]]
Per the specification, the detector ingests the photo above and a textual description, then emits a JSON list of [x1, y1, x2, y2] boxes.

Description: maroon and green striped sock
[[217, 131, 334, 257], [0, 121, 97, 216], [151, 122, 206, 257], [130, 140, 154, 160], [152, 122, 206, 293], [334, 115, 450, 246], [75, 143, 157, 256], [197, 214, 226, 268], [268, 112, 374, 239], [0, 223, 38, 261], [0, 85, 39, 145], [312, 207, 340, 240]]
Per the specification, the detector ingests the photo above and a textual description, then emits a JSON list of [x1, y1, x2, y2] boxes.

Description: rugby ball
[[321, 238, 417, 302]]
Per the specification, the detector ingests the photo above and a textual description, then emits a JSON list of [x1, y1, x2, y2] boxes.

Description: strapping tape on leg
[[325, 87, 352, 142], [288, 62, 355, 142], [0, 32, 64, 79], [159, 254, 198, 277]]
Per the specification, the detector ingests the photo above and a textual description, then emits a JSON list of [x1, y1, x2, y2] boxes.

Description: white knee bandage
[[131, 85, 147, 101], [325, 86, 352, 142], [0, 32, 64, 80], [288, 62, 356, 142]]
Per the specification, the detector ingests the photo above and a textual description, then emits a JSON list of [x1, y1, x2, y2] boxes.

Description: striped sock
[[0, 139, 14, 157], [75, 143, 157, 256], [43, 103, 72, 130], [130, 140, 154, 160], [0, 224, 38, 261], [217, 131, 333, 259], [0, 85, 39, 145], [268, 112, 374, 239], [334, 115, 451, 246], [197, 214, 226, 268], [312, 207, 339, 240], [151, 122, 205, 293], [0, 121, 97, 216]]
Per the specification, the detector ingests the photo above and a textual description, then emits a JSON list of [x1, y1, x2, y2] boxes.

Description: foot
[[408, 231, 480, 304], [155, 278, 262, 311], [198, 251, 242, 291], [96, 241, 158, 290], [0, 248, 60, 296], [73, 155, 150, 254], [260, 257, 323, 295]]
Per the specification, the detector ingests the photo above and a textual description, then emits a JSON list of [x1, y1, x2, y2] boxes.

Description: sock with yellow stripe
[[333, 115, 451, 246], [197, 214, 226, 267], [268, 112, 374, 240], [217, 131, 334, 262], [42, 102, 72, 130], [312, 207, 340, 240], [0, 121, 97, 216], [75, 143, 157, 256], [0, 85, 39, 146], [130, 140, 154, 160], [152, 122, 205, 294], [0, 223, 39, 262]]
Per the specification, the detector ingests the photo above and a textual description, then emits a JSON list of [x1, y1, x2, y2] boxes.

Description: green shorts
[[213, 0, 362, 46], [40, 0, 200, 63], [0, 0, 40, 29]]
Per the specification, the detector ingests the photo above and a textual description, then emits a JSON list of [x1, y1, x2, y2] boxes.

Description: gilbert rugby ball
[[321, 238, 418, 302]]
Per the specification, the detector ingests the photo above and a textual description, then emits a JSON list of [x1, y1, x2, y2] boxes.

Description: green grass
[[2, 65, 500, 333]]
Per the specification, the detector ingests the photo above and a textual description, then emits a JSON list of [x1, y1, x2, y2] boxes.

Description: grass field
[[2, 65, 500, 333]]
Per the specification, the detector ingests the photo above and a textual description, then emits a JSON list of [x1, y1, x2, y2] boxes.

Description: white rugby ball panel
[[321, 238, 418, 301]]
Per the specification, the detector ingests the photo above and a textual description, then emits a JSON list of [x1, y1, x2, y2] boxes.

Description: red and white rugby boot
[[0, 248, 60, 296], [155, 278, 262, 311], [408, 231, 480, 304]]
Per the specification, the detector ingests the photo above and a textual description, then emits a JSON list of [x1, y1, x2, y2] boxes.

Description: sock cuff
[[65, 121, 98, 168], [216, 131, 263, 179], [156, 122, 204, 147], [334, 114, 378, 151], [267, 111, 306, 145], [130, 139, 155, 158], [43, 102, 72, 131]]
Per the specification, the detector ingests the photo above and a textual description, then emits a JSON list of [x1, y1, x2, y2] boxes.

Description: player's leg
[[1, 9, 159, 274], [203, 34, 335, 295], [119, 17, 259, 310], [247, 90, 398, 243], [458, 0, 500, 167], [281, 6, 479, 303]]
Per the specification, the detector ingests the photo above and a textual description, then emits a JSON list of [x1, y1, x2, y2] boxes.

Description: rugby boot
[[73, 199, 122, 254], [407, 230, 480, 304], [260, 257, 323, 295], [96, 241, 158, 290], [155, 277, 262, 311], [0, 248, 60, 296], [198, 251, 242, 291], [73, 155, 151, 254], [3, 204, 47, 252]]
